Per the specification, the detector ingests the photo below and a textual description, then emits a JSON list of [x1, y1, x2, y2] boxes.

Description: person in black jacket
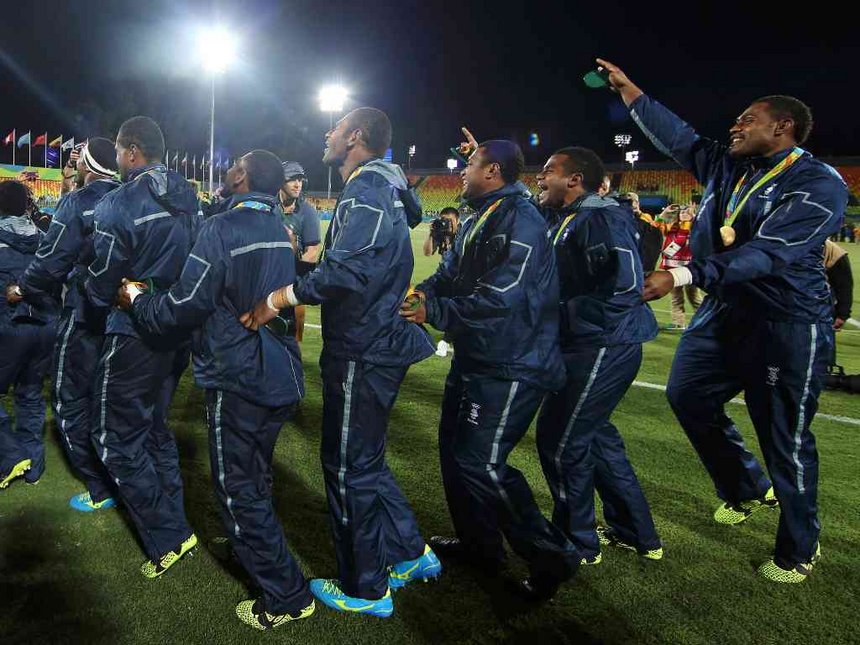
[[8, 138, 121, 511], [402, 139, 579, 601], [0, 180, 58, 489]]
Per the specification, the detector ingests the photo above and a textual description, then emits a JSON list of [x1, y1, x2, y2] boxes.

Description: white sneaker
[[435, 340, 449, 357]]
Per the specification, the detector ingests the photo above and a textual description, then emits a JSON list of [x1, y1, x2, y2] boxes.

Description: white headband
[[82, 145, 115, 177]]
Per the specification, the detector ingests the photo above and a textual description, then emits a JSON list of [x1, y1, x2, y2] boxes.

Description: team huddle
[[0, 59, 848, 631]]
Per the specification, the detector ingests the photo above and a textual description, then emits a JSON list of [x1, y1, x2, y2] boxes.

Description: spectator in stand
[[625, 192, 663, 272], [598, 174, 612, 196], [655, 202, 701, 330]]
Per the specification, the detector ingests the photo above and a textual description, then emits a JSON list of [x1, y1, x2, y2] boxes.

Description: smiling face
[[460, 148, 497, 201], [535, 154, 578, 209], [728, 102, 793, 158], [322, 116, 352, 168]]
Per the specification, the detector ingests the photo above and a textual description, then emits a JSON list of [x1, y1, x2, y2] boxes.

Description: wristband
[[266, 291, 279, 312]]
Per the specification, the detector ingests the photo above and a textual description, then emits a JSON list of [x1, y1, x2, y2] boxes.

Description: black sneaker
[[428, 535, 504, 575], [516, 575, 560, 603]]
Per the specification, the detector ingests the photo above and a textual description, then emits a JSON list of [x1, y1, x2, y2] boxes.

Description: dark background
[[0, 0, 855, 186]]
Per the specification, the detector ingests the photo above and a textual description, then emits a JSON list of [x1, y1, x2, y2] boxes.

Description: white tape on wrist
[[266, 291, 279, 312], [285, 284, 300, 307], [668, 267, 693, 287]]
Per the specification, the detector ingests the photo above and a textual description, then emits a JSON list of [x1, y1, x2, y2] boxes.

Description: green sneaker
[[714, 487, 779, 525], [597, 526, 663, 560], [141, 533, 198, 578], [236, 598, 315, 630], [0, 458, 32, 489], [758, 544, 821, 583]]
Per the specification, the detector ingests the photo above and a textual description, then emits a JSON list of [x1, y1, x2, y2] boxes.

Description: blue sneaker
[[69, 492, 117, 512], [309, 579, 393, 618], [389, 544, 442, 590]]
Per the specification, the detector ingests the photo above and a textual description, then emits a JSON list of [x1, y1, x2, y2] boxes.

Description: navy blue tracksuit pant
[[0, 319, 55, 481], [667, 299, 832, 569], [319, 354, 425, 600], [536, 344, 660, 558], [440, 359, 580, 582], [92, 334, 192, 560], [52, 310, 115, 502], [205, 389, 312, 614]]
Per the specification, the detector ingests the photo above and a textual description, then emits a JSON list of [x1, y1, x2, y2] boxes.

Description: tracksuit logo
[[467, 402, 481, 425], [767, 366, 780, 386]]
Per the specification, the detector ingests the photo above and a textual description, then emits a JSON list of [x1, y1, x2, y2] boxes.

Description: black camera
[[825, 365, 860, 394], [430, 215, 455, 254]]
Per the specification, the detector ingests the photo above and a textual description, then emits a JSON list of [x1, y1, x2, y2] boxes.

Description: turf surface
[[2, 226, 859, 644]]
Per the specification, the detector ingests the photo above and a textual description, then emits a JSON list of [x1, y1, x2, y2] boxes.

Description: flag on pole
[[49, 135, 62, 148], [200, 155, 206, 170], [181, 152, 188, 166], [3, 131, 14, 146], [61, 137, 75, 150], [33, 133, 48, 146], [17, 132, 31, 147]]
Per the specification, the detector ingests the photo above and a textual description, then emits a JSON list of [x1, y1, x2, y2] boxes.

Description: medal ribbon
[[724, 147, 803, 228], [463, 198, 505, 254], [553, 211, 578, 246]]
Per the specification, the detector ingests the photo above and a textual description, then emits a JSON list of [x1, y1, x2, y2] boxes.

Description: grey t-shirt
[[279, 200, 321, 256]]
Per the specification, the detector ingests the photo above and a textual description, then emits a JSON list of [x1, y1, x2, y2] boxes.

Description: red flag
[[33, 133, 47, 146], [3, 131, 14, 146]]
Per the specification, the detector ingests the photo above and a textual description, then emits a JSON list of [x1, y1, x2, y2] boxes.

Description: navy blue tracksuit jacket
[[294, 159, 434, 600], [85, 163, 199, 560], [630, 93, 848, 568], [418, 182, 579, 582], [536, 193, 660, 558], [131, 192, 310, 614], [18, 178, 120, 502], [0, 214, 56, 482]]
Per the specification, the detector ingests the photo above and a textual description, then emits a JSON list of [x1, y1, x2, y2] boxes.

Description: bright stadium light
[[195, 26, 238, 193], [319, 85, 349, 198], [626, 150, 640, 169], [447, 158, 458, 172], [318, 85, 348, 113], [197, 27, 236, 74]]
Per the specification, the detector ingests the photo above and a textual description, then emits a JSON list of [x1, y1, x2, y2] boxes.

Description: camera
[[430, 214, 456, 254], [825, 365, 860, 394]]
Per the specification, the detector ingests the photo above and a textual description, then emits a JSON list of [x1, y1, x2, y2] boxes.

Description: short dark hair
[[0, 180, 30, 216], [553, 147, 606, 192], [345, 107, 392, 157], [242, 149, 286, 196], [117, 116, 166, 163], [754, 95, 814, 145], [440, 206, 460, 219], [478, 140, 524, 184]]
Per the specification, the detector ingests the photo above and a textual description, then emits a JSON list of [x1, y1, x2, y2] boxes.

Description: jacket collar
[[466, 183, 522, 212], [127, 163, 166, 182]]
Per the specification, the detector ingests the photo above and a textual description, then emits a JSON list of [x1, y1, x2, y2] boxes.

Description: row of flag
[[3, 129, 75, 167], [168, 151, 232, 170]]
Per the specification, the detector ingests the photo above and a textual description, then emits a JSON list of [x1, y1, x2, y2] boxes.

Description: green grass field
[[3, 226, 860, 644]]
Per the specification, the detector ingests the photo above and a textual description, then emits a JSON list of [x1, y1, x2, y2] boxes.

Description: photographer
[[423, 206, 460, 256]]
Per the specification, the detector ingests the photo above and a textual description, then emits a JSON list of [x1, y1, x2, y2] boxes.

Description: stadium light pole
[[614, 133, 632, 164], [319, 85, 348, 199], [197, 28, 237, 194]]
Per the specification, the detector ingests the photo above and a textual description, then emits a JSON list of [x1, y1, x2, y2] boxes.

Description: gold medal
[[720, 226, 736, 247]]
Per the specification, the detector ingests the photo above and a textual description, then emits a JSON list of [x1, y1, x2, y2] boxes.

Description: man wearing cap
[[278, 162, 321, 263], [401, 138, 580, 601], [6, 139, 121, 508], [277, 162, 320, 342]]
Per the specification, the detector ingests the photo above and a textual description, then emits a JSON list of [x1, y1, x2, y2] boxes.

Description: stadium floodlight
[[447, 158, 458, 172], [319, 85, 349, 198], [196, 26, 238, 193]]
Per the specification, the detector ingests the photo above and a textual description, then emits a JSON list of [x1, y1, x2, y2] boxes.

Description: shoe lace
[[321, 580, 342, 596]]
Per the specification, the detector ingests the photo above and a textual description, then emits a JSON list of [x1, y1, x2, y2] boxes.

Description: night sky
[[0, 0, 856, 187]]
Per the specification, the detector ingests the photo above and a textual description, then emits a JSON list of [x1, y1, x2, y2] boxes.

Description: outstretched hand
[[595, 58, 643, 106], [458, 127, 479, 158]]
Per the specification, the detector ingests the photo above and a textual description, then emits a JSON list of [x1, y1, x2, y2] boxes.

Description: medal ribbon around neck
[[463, 198, 505, 253], [724, 147, 803, 229]]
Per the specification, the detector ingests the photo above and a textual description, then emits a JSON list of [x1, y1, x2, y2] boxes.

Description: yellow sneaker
[[236, 598, 315, 630], [140, 533, 198, 578], [0, 459, 32, 489], [713, 487, 778, 525], [758, 544, 821, 583]]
